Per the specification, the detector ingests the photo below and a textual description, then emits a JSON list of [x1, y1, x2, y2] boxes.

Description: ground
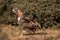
[[0, 24, 60, 40]]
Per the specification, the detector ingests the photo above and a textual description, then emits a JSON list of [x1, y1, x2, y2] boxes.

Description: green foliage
[[0, 0, 60, 28]]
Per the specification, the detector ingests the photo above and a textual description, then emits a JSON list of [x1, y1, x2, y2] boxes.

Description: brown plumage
[[12, 8, 41, 34]]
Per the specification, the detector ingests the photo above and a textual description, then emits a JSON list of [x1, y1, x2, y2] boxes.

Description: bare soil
[[0, 24, 60, 40]]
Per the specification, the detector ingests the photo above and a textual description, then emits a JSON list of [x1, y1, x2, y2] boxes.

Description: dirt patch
[[0, 24, 60, 40]]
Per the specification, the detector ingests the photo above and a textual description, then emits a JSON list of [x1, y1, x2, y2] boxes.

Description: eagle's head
[[12, 8, 20, 14]]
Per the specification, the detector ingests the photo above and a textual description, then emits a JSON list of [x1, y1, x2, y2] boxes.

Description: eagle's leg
[[20, 26, 24, 37], [18, 22, 24, 37], [29, 27, 36, 34], [32, 28, 36, 34]]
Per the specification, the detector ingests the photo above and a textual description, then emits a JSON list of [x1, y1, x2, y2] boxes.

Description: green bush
[[0, 0, 60, 28]]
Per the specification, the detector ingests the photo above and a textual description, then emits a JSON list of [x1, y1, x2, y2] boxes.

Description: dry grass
[[0, 24, 60, 40]]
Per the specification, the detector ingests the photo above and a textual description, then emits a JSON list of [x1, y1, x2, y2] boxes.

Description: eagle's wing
[[24, 17, 32, 22]]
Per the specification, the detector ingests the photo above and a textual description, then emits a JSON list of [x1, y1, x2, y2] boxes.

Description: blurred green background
[[0, 0, 60, 29]]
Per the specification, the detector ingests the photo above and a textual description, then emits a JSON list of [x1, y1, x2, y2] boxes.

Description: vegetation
[[0, 0, 60, 29]]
